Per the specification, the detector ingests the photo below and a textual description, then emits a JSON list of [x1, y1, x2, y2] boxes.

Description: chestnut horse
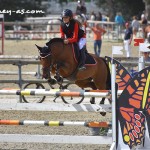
[[36, 38, 111, 104]]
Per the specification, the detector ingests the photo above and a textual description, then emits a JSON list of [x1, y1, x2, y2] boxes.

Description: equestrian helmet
[[62, 9, 73, 18]]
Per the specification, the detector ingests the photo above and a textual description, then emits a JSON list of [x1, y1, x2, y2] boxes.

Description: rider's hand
[[64, 39, 69, 44]]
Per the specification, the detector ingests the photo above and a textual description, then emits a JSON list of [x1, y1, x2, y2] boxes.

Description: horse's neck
[[51, 43, 63, 58], [51, 43, 77, 77], [51, 44, 74, 62]]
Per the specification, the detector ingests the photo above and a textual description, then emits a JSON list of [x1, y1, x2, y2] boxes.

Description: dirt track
[[0, 39, 138, 150]]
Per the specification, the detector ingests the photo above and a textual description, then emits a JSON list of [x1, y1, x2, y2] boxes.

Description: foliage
[[143, 0, 150, 3], [95, 0, 145, 21], [0, 0, 46, 21], [143, 0, 150, 20]]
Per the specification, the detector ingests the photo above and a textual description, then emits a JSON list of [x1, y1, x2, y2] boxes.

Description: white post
[[138, 56, 145, 71], [0, 14, 4, 55], [110, 62, 116, 150], [36, 64, 41, 79]]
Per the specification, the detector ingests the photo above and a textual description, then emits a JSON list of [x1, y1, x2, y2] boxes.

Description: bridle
[[38, 50, 53, 80], [39, 50, 63, 85]]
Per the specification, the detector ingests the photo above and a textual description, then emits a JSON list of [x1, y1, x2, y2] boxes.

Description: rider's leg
[[78, 38, 86, 70], [79, 46, 86, 70]]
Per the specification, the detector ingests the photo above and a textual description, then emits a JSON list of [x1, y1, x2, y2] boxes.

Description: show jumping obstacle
[[0, 120, 111, 128], [1, 56, 150, 149], [0, 58, 117, 149], [0, 89, 122, 97]]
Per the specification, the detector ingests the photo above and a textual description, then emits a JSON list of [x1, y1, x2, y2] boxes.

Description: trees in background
[[95, 0, 145, 21], [143, 0, 150, 20], [0, 0, 149, 22]]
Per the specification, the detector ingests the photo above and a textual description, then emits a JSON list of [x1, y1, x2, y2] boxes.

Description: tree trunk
[[105, 0, 115, 21], [143, 0, 150, 20]]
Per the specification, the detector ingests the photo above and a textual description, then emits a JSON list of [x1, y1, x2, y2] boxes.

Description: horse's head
[[35, 44, 52, 80]]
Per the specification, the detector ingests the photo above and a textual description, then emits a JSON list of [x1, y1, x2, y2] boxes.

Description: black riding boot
[[79, 48, 86, 71]]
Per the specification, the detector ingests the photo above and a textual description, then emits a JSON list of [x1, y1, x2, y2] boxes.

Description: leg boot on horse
[[78, 46, 86, 71]]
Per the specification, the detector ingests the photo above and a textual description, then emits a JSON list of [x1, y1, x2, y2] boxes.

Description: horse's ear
[[35, 44, 43, 51], [46, 39, 51, 46]]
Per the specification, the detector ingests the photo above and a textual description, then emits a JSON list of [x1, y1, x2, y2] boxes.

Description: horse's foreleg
[[53, 63, 63, 83]]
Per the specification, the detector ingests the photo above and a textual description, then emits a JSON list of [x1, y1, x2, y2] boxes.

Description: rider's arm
[[67, 22, 78, 43]]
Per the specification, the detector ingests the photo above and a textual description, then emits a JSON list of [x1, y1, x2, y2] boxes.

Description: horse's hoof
[[57, 77, 63, 83], [100, 112, 106, 116], [100, 100, 104, 104], [100, 97, 105, 104], [48, 79, 57, 85], [90, 99, 95, 104], [54, 76, 63, 83]]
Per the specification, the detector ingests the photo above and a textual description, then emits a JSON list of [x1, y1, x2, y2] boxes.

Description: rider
[[60, 9, 86, 71]]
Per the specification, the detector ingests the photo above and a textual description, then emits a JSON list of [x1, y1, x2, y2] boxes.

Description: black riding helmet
[[62, 9, 73, 19]]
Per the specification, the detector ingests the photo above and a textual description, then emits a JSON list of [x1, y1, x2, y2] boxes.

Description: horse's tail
[[102, 57, 111, 90]]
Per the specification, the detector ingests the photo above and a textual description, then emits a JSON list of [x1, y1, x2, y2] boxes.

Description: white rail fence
[[0, 55, 149, 86], [4, 20, 126, 40]]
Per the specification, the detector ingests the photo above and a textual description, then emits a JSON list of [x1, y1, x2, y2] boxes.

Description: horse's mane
[[46, 38, 64, 46]]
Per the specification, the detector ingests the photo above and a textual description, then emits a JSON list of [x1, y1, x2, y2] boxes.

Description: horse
[[36, 38, 111, 108]]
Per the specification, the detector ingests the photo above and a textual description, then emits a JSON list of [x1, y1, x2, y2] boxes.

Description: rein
[[39, 52, 53, 79]]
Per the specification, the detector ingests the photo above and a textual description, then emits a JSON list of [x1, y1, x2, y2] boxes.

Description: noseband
[[39, 50, 52, 79]]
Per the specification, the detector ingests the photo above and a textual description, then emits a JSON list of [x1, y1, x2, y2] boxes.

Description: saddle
[[72, 43, 96, 65]]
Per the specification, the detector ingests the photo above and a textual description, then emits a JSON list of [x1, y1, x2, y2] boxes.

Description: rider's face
[[63, 16, 70, 24]]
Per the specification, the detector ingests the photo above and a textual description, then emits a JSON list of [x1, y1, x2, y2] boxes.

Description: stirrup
[[78, 66, 86, 71]]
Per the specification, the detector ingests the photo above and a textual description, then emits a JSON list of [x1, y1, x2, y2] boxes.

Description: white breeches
[[78, 38, 86, 50]]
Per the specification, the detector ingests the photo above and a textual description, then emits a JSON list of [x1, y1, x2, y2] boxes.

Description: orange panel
[[0, 120, 19, 125]]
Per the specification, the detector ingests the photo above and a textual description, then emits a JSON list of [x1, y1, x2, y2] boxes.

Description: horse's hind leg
[[75, 79, 97, 89], [75, 80, 97, 104]]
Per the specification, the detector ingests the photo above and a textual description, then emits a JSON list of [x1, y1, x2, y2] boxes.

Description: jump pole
[[0, 120, 111, 128], [0, 89, 122, 97]]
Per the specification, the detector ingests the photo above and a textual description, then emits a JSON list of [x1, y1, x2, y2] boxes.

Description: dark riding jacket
[[60, 19, 85, 43]]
